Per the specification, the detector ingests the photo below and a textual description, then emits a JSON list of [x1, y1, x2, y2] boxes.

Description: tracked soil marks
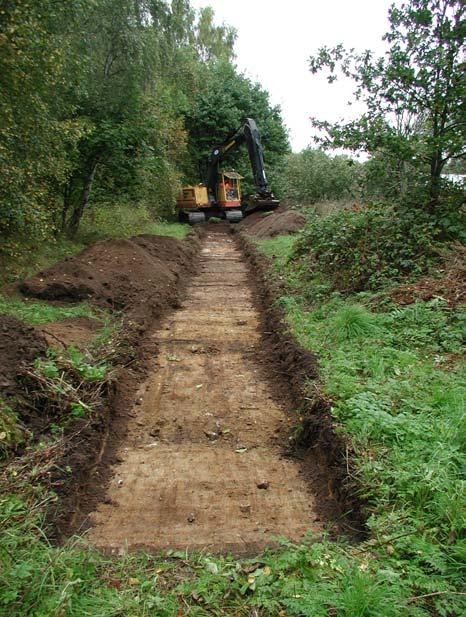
[[88, 233, 321, 554]]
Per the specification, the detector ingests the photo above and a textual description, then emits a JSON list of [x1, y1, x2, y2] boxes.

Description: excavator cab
[[217, 171, 242, 207]]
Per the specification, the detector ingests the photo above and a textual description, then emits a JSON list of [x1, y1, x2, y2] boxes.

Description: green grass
[[256, 234, 466, 615], [0, 494, 434, 617], [0, 295, 103, 326], [143, 221, 189, 240]]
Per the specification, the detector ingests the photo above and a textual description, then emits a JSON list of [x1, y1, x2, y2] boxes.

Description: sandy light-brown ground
[[88, 232, 321, 554]]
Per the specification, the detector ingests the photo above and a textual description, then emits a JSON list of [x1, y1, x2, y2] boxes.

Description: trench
[[87, 231, 333, 554]]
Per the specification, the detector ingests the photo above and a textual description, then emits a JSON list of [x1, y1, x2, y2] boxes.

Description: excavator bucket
[[244, 195, 280, 215]]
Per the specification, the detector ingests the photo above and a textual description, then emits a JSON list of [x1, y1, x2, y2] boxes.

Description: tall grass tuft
[[331, 304, 381, 342]]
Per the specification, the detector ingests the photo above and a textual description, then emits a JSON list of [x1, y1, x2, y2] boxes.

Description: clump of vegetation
[[0, 399, 27, 459], [293, 204, 444, 292], [26, 347, 109, 423]]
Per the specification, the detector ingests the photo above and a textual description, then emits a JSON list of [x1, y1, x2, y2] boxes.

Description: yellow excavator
[[176, 118, 279, 223]]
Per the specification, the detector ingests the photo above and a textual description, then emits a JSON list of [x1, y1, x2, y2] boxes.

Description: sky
[[190, 0, 394, 152]]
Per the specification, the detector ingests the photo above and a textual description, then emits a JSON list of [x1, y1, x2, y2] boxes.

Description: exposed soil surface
[[238, 204, 306, 238], [39, 316, 102, 349], [0, 315, 46, 395], [20, 234, 198, 322], [87, 233, 325, 554]]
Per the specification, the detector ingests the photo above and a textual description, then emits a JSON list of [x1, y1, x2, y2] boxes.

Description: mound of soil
[[20, 234, 198, 322], [239, 205, 306, 239], [0, 315, 46, 396], [39, 316, 102, 349]]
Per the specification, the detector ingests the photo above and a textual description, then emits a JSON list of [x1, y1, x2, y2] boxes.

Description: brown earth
[[39, 316, 102, 349], [238, 233, 366, 535], [390, 243, 466, 307], [1, 233, 201, 532], [238, 204, 306, 238], [0, 315, 47, 396], [20, 234, 198, 322], [86, 232, 332, 555]]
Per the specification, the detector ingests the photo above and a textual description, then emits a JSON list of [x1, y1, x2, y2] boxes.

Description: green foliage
[[258, 235, 465, 615], [278, 148, 361, 205], [184, 61, 290, 195], [0, 399, 26, 458], [79, 202, 188, 242], [309, 0, 466, 210], [0, 0, 251, 251], [329, 304, 381, 342], [293, 204, 442, 291], [35, 348, 107, 385]]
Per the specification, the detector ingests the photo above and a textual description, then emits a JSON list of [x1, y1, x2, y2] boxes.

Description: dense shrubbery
[[293, 204, 445, 291]]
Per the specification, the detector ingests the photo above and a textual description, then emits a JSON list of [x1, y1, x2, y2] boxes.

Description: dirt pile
[[238, 204, 306, 238], [0, 315, 46, 396], [20, 234, 198, 321]]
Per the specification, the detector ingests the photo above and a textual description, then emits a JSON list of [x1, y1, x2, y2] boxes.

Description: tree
[[308, 0, 465, 211], [184, 61, 289, 194], [278, 149, 360, 206]]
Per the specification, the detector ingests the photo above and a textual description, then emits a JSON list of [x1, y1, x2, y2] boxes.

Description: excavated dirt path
[[88, 232, 321, 554]]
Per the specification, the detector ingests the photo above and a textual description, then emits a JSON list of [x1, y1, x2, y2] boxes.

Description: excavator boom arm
[[205, 118, 272, 199]]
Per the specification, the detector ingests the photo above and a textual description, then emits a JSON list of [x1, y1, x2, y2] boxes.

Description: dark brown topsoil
[[1, 232, 201, 534], [2, 226, 364, 544], [238, 204, 306, 238], [20, 234, 198, 322], [238, 232, 367, 538], [0, 315, 47, 397]]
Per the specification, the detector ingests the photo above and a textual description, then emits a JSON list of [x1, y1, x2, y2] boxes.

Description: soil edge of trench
[[237, 230, 367, 538]]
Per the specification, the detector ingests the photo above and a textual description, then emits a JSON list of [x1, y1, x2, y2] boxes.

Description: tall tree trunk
[[429, 150, 443, 212], [61, 176, 75, 233], [67, 158, 98, 238]]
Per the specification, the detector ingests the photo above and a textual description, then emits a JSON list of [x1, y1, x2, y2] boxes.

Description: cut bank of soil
[[238, 233, 366, 534], [86, 232, 329, 555], [1, 233, 200, 535], [0, 315, 47, 396]]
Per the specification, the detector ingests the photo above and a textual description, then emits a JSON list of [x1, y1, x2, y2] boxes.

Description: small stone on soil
[[257, 481, 270, 490]]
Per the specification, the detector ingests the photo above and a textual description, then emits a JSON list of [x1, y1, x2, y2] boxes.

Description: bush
[[293, 203, 442, 291]]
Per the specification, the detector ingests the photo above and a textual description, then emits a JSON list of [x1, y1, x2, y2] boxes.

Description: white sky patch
[[190, 0, 393, 152]]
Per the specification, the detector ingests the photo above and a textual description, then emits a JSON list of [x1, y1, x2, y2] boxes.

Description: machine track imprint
[[88, 232, 322, 554]]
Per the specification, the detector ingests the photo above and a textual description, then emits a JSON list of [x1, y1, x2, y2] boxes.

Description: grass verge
[[254, 233, 465, 616]]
